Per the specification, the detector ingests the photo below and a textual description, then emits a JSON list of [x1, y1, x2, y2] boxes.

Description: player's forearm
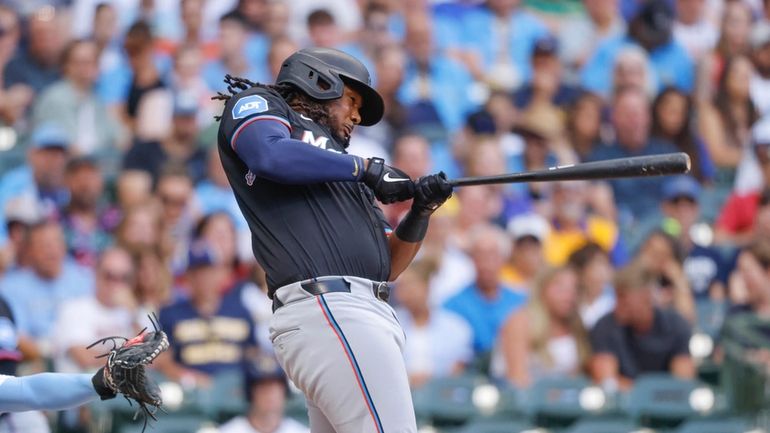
[[0, 373, 97, 412], [233, 120, 364, 184], [388, 235, 421, 281]]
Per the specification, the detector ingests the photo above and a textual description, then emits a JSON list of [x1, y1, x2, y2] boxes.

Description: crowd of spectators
[[0, 0, 769, 431]]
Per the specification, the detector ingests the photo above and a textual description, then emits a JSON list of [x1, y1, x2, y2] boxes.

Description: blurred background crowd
[[1, 0, 770, 432]]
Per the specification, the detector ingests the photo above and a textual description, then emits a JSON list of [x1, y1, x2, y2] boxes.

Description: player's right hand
[[412, 171, 453, 215], [362, 157, 415, 204]]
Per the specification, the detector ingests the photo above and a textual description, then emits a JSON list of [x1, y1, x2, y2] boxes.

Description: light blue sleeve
[[580, 38, 623, 96], [0, 373, 97, 412]]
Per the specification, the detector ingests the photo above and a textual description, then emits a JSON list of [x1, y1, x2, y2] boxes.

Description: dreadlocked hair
[[212, 74, 331, 127]]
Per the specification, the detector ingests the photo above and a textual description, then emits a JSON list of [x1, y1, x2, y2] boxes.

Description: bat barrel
[[448, 152, 691, 187]]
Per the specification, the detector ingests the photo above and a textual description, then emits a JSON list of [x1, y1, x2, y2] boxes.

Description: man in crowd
[[590, 264, 695, 391], [444, 223, 527, 355]]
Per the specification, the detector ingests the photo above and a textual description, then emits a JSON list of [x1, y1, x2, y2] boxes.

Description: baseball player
[[215, 47, 453, 432]]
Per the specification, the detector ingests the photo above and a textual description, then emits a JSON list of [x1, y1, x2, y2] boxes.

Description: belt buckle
[[373, 282, 390, 303]]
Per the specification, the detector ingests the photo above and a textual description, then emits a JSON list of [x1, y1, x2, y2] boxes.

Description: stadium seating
[[456, 418, 537, 433], [411, 374, 484, 426], [563, 417, 645, 433], [623, 374, 716, 429], [673, 417, 755, 433], [118, 414, 214, 433], [520, 375, 607, 428]]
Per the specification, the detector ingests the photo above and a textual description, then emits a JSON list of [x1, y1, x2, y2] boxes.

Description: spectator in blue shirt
[[513, 35, 582, 110], [202, 12, 267, 94], [4, 9, 65, 95], [581, 0, 694, 96], [195, 147, 249, 236], [0, 123, 71, 246], [0, 220, 94, 359], [588, 86, 678, 227], [658, 176, 731, 300], [444, 223, 527, 355], [156, 241, 257, 384], [460, 0, 548, 90], [397, 11, 476, 133]]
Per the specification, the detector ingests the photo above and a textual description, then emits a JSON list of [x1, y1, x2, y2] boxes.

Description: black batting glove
[[362, 157, 415, 204], [412, 172, 453, 216]]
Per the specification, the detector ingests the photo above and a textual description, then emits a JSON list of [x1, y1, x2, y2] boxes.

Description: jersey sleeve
[[220, 87, 292, 150], [0, 373, 96, 412]]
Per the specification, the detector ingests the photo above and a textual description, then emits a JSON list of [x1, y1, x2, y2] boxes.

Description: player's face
[[327, 86, 363, 146]]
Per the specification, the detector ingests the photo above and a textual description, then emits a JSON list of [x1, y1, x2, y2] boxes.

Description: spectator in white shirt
[[394, 259, 473, 388], [53, 246, 138, 373], [674, 0, 718, 62], [218, 354, 308, 433]]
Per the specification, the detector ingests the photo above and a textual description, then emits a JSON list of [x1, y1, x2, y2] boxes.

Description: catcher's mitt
[[89, 313, 169, 432]]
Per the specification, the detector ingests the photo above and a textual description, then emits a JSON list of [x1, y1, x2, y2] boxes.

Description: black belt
[[272, 278, 390, 311]]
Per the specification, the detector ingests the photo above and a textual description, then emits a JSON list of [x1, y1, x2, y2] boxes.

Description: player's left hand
[[362, 157, 415, 204], [412, 172, 453, 215]]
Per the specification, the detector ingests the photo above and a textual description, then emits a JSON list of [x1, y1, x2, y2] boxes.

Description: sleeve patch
[[232, 95, 269, 119]]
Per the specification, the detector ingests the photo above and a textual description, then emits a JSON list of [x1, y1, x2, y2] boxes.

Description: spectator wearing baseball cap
[[155, 240, 257, 384], [659, 176, 730, 300], [123, 92, 208, 185], [716, 115, 770, 246], [0, 123, 71, 247], [501, 212, 549, 292], [581, 0, 694, 97], [513, 35, 581, 111], [218, 354, 309, 433]]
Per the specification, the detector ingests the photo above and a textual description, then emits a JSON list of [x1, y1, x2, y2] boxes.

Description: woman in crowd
[[492, 265, 591, 388], [696, 1, 753, 101], [566, 92, 605, 162], [568, 243, 615, 330], [698, 55, 759, 192], [651, 87, 715, 184]]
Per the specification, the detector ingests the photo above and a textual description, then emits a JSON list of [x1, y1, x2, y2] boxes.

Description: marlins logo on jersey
[[232, 95, 269, 119]]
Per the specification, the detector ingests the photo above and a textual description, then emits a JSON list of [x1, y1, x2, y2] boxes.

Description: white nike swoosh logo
[[383, 173, 410, 183], [300, 114, 312, 121]]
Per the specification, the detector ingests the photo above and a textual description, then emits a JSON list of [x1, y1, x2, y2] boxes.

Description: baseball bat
[[448, 152, 691, 187]]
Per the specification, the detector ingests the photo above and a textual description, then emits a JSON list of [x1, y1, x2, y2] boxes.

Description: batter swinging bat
[[448, 152, 691, 187]]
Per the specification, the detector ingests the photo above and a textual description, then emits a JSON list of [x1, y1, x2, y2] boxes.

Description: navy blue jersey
[[158, 291, 257, 375], [217, 86, 392, 295]]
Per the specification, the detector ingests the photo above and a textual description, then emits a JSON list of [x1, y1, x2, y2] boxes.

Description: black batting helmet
[[276, 47, 384, 126]]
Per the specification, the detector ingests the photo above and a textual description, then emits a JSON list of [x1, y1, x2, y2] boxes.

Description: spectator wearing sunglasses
[[52, 247, 138, 374]]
